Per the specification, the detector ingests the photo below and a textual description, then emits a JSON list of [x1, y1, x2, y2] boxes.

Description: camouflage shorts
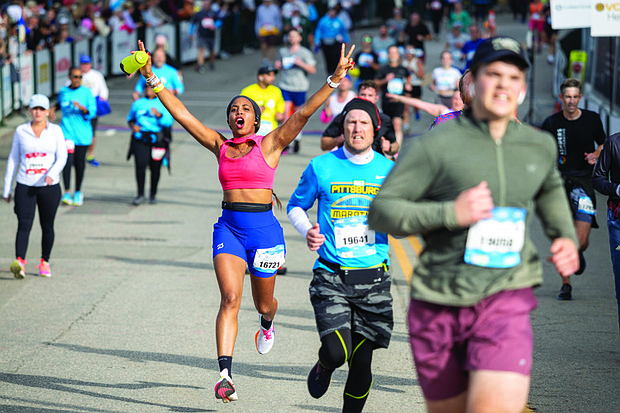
[[309, 267, 394, 349]]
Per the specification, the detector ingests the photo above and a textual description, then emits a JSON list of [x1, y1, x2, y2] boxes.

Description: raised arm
[[136, 40, 224, 156], [385, 93, 448, 117], [264, 43, 355, 155]]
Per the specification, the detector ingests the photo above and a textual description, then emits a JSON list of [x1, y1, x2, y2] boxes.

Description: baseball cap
[[257, 64, 278, 75], [80, 55, 91, 64], [470, 36, 529, 70], [29, 94, 50, 110]]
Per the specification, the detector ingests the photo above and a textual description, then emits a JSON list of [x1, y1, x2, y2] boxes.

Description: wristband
[[145, 73, 158, 84], [326, 76, 340, 88], [152, 83, 165, 93]]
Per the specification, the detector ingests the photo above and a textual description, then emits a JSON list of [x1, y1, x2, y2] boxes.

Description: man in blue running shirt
[[288, 98, 394, 413]]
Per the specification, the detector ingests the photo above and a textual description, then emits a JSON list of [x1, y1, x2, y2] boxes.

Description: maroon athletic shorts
[[408, 287, 537, 401]]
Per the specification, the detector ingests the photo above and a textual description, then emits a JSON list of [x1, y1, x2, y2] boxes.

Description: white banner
[[550, 0, 591, 29], [179, 21, 198, 64], [591, 0, 620, 36], [91, 36, 109, 76], [110, 30, 138, 76], [53, 42, 72, 94], [35, 48, 52, 97]]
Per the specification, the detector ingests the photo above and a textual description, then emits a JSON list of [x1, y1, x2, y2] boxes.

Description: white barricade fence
[[1, 64, 10, 118], [2, 22, 205, 116], [34, 48, 53, 98], [19, 53, 35, 108], [179, 21, 198, 64], [110, 30, 138, 76], [91, 36, 109, 77], [53, 43, 72, 94], [73, 38, 90, 65], [145, 24, 177, 60]]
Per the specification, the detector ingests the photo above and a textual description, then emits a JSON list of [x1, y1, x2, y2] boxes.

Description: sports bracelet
[[152, 83, 165, 93], [326, 76, 340, 88], [146, 74, 160, 88]]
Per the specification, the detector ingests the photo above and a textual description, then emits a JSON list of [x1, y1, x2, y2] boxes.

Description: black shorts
[[382, 101, 405, 119], [404, 85, 422, 99]]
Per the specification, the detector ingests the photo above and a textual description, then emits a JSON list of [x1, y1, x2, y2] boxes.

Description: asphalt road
[[0, 14, 618, 413]]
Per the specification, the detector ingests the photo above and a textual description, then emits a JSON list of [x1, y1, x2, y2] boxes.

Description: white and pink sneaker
[[214, 369, 237, 403], [255, 315, 275, 354]]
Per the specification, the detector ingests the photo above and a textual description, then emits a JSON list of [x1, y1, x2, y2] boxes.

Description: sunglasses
[[72, 75, 82, 79]]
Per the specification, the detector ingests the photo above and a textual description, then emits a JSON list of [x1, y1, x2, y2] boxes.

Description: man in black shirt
[[399, 12, 432, 59], [375, 46, 411, 149], [541, 78, 607, 300], [321, 80, 398, 157]]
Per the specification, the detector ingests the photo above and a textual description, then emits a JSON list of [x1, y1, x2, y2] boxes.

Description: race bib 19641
[[334, 215, 376, 259], [464, 207, 526, 268]]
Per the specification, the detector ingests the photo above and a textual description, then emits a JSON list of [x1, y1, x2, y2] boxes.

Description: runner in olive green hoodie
[[368, 37, 579, 413]]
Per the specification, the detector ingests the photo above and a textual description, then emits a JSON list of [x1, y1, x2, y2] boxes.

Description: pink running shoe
[[214, 369, 238, 403], [255, 315, 275, 354], [36, 259, 51, 277]]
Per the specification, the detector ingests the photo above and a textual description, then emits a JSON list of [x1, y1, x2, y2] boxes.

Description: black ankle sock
[[261, 315, 273, 329], [218, 356, 232, 377]]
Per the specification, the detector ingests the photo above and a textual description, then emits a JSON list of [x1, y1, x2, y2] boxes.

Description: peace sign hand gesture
[[330, 43, 356, 84]]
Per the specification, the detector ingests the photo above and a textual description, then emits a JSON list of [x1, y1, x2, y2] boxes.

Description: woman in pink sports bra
[[135, 39, 355, 403]]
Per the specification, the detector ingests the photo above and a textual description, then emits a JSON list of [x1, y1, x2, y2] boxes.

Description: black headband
[[226, 95, 261, 133], [339, 98, 381, 137]]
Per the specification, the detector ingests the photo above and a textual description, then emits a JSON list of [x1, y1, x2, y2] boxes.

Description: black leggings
[[63, 145, 88, 192], [318, 329, 375, 413], [133, 139, 162, 197], [13, 183, 62, 261]]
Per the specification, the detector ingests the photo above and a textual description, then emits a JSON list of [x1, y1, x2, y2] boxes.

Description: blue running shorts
[[213, 209, 286, 277], [281, 89, 307, 107]]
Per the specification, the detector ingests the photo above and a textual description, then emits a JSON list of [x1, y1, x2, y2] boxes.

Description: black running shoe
[[557, 284, 572, 301], [307, 361, 332, 399], [574, 252, 586, 275]]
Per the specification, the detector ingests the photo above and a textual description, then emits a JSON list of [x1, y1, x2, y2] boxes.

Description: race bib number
[[253, 244, 285, 273], [358, 53, 373, 68], [578, 196, 595, 215], [464, 207, 526, 268], [65, 139, 75, 154], [334, 215, 376, 258], [151, 147, 166, 161], [387, 78, 404, 95], [282, 55, 296, 69], [25, 152, 51, 175], [377, 50, 389, 64], [201, 17, 215, 29]]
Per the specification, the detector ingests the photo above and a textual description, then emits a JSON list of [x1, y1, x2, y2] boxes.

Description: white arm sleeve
[[287, 206, 313, 239]]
